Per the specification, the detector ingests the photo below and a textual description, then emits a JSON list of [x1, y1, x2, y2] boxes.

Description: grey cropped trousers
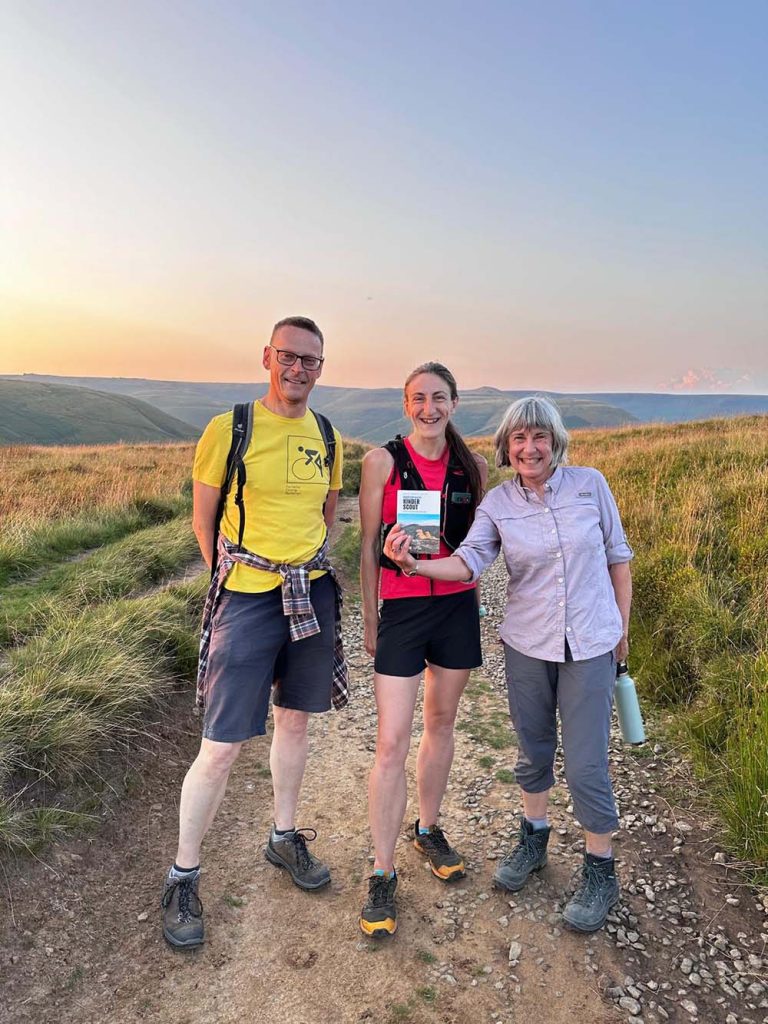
[[503, 641, 619, 834]]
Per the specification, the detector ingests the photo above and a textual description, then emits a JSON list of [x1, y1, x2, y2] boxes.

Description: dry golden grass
[[0, 442, 195, 529]]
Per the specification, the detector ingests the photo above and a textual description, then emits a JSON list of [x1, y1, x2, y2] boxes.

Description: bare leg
[[368, 673, 421, 873], [416, 665, 470, 827], [521, 789, 550, 820], [584, 829, 613, 856], [176, 738, 243, 866], [270, 706, 310, 830]]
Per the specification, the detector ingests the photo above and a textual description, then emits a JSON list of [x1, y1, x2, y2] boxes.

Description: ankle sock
[[417, 822, 433, 835], [588, 849, 613, 860], [171, 862, 200, 877], [272, 825, 295, 841], [525, 816, 549, 831], [373, 868, 396, 880]]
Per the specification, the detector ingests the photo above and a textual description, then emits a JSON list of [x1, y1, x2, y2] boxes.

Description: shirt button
[[558, 601, 564, 607], [566, 626, 572, 632], [558, 577, 564, 583], [543, 508, 550, 514], [551, 529, 556, 534], [555, 552, 562, 558]]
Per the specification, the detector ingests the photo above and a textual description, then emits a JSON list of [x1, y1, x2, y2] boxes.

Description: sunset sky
[[1, 1, 766, 392]]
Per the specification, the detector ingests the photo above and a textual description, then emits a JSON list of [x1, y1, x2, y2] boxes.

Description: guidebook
[[397, 489, 441, 555]]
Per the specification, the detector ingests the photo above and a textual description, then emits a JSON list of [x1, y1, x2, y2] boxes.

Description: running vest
[[379, 435, 475, 573]]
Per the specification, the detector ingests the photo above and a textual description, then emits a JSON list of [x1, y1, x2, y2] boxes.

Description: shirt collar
[[512, 465, 563, 501]]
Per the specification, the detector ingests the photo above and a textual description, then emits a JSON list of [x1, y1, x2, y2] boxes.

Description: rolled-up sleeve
[[594, 471, 633, 564], [453, 505, 502, 582]]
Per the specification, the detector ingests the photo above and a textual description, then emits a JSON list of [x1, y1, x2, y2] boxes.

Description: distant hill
[[4, 374, 768, 444], [0, 380, 198, 445], [1, 375, 637, 442]]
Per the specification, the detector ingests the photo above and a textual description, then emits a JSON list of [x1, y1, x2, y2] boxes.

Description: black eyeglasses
[[269, 345, 324, 371]]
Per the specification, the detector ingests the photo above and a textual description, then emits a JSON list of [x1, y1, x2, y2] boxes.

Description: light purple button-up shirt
[[454, 466, 633, 663]]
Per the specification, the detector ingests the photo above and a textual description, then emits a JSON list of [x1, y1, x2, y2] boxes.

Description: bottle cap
[[616, 660, 629, 676]]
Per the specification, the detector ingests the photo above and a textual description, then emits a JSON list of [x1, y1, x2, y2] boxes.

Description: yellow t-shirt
[[193, 402, 343, 593]]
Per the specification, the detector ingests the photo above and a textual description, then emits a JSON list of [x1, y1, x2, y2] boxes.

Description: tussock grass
[[0, 586, 202, 849], [473, 415, 768, 863], [0, 516, 200, 645]]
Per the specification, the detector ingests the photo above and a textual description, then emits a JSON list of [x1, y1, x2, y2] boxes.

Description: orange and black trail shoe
[[359, 872, 398, 938], [412, 820, 466, 882]]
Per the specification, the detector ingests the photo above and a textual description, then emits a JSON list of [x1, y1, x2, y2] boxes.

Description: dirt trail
[[1, 505, 766, 1024]]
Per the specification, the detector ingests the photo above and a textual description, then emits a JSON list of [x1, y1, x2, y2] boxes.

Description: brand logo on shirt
[[287, 435, 329, 485], [578, 491, 593, 497]]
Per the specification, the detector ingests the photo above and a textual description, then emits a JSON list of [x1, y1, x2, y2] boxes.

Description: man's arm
[[324, 488, 340, 530], [192, 481, 221, 570]]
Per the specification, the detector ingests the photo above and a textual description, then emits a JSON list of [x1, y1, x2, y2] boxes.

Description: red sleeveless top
[[380, 437, 477, 600]]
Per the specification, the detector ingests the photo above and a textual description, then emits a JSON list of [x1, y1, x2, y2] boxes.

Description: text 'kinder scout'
[[397, 490, 441, 555]]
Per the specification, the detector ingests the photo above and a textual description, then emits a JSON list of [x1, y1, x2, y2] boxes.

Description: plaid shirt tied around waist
[[196, 535, 350, 711]]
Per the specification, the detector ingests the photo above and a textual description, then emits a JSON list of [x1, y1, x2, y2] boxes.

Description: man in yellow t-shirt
[[162, 316, 344, 950]]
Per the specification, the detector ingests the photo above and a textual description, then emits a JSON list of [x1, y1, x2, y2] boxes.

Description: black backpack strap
[[311, 409, 336, 485], [211, 402, 254, 577]]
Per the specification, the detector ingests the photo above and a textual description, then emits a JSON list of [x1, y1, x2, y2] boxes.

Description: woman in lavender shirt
[[384, 395, 633, 933]]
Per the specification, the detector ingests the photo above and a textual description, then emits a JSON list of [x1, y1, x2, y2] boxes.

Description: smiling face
[[507, 426, 555, 490], [403, 372, 458, 442], [262, 324, 324, 411]]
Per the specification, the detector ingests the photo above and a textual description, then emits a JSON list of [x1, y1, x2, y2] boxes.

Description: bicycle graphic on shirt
[[287, 436, 329, 484]]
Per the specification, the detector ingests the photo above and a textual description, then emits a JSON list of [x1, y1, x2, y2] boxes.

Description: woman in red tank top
[[357, 362, 487, 938]]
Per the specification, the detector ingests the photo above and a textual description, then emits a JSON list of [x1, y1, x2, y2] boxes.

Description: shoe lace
[[289, 827, 318, 871], [162, 876, 203, 921], [420, 826, 450, 855], [570, 861, 609, 908], [502, 828, 540, 870], [367, 874, 395, 907]]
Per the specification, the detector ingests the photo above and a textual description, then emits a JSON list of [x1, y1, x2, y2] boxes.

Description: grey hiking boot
[[562, 853, 620, 932], [493, 818, 551, 892], [265, 827, 331, 890], [161, 869, 204, 949]]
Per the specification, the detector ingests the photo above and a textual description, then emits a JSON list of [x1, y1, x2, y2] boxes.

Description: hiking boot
[[359, 873, 398, 938], [161, 869, 204, 949], [562, 853, 620, 932], [265, 828, 331, 890], [412, 819, 466, 882], [493, 818, 550, 892]]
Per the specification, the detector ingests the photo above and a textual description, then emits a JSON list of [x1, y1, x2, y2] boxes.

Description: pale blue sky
[[1, 1, 766, 390]]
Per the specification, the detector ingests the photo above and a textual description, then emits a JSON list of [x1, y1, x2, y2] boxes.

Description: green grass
[[0, 496, 187, 587], [0, 584, 202, 850], [457, 709, 513, 750], [334, 523, 362, 578], [0, 514, 200, 645], [495, 768, 515, 784]]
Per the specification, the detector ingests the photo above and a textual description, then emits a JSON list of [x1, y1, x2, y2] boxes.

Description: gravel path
[[1, 550, 766, 1024]]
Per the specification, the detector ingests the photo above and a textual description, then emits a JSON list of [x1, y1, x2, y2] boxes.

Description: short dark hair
[[271, 316, 324, 349]]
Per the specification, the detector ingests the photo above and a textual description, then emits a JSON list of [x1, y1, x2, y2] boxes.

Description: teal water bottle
[[614, 660, 646, 745]]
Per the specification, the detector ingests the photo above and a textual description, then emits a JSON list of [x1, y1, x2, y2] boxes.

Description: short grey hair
[[494, 395, 570, 470]]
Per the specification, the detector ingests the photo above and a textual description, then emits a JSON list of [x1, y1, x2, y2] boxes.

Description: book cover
[[397, 489, 441, 555]]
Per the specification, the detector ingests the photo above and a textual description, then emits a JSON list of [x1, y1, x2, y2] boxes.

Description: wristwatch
[[403, 565, 418, 577]]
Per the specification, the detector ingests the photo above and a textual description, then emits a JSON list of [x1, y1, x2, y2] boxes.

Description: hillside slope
[[0, 380, 198, 445], [1, 375, 637, 440]]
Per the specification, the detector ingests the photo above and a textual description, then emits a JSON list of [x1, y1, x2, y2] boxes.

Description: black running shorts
[[374, 589, 482, 678]]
